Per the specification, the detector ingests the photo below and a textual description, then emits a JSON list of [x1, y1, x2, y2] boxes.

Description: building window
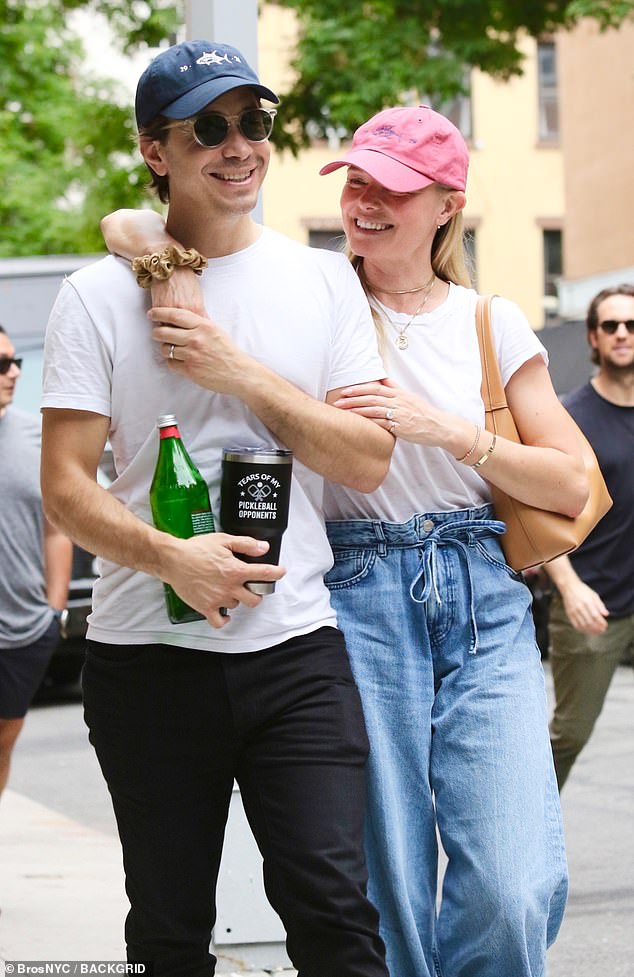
[[537, 41, 559, 142], [438, 93, 472, 142], [543, 228, 562, 319], [427, 70, 473, 141]]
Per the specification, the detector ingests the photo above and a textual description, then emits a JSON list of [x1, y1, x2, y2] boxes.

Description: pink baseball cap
[[319, 105, 469, 192]]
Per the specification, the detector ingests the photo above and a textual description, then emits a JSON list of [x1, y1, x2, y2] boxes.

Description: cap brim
[[162, 77, 279, 120], [319, 148, 434, 192]]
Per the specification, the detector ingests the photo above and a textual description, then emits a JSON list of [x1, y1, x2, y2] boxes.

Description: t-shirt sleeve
[[327, 256, 386, 392], [491, 295, 548, 388], [41, 278, 113, 417]]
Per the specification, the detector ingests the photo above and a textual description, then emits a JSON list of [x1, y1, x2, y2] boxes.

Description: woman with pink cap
[[317, 105, 580, 977], [102, 105, 584, 977]]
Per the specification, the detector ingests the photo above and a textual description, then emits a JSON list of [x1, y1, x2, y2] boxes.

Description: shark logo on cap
[[373, 125, 416, 145], [197, 50, 243, 67]]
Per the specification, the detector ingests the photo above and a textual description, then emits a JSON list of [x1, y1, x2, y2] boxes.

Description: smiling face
[[141, 87, 271, 248], [0, 330, 21, 417], [340, 166, 465, 278]]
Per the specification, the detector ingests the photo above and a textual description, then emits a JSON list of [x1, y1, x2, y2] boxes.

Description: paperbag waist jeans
[[325, 505, 567, 977]]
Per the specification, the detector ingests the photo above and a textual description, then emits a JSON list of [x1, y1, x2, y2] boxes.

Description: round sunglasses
[[166, 108, 277, 148]]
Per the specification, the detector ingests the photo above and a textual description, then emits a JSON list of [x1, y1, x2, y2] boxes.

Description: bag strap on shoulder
[[475, 294, 506, 414]]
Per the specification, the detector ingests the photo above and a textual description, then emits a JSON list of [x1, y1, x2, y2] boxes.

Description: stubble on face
[[592, 296, 634, 377]]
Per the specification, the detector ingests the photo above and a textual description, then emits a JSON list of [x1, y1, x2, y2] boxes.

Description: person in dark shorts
[[0, 323, 72, 798]]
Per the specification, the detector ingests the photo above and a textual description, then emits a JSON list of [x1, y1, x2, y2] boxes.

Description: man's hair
[[586, 283, 634, 364], [0, 324, 5, 335], [138, 117, 172, 204]]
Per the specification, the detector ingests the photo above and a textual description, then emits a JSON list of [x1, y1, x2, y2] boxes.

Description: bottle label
[[191, 510, 215, 534]]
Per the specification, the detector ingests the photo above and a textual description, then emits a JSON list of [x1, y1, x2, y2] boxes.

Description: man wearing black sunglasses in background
[[39, 40, 391, 977], [545, 285, 634, 789], [0, 325, 72, 804]]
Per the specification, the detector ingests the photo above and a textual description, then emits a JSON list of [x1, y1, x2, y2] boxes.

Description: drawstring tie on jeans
[[409, 518, 506, 654]]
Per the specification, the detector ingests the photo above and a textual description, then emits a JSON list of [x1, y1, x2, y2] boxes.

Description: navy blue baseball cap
[[135, 40, 279, 129]]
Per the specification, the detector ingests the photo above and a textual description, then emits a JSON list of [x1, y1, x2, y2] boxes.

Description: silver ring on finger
[[386, 407, 395, 420], [389, 421, 397, 434], [169, 344, 175, 360]]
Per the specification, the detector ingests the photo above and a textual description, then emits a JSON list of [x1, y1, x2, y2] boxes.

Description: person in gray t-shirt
[[0, 324, 72, 798]]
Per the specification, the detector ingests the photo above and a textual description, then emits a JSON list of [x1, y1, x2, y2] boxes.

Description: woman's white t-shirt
[[324, 283, 547, 523]]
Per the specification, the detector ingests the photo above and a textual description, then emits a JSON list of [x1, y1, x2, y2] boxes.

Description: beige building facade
[[557, 18, 634, 318], [258, 5, 633, 329]]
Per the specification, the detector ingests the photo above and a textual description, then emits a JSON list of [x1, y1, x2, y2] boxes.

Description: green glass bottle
[[149, 414, 215, 624]]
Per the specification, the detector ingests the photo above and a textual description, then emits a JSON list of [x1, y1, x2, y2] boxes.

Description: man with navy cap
[[40, 40, 391, 977]]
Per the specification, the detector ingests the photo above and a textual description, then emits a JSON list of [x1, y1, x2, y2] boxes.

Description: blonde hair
[[346, 185, 473, 353]]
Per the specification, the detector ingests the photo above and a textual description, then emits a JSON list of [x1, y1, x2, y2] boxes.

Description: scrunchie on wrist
[[131, 245, 208, 288]]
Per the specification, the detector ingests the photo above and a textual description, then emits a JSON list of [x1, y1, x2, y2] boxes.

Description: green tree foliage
[[0, 0, 182, 256], [270, 0, 634, 153]]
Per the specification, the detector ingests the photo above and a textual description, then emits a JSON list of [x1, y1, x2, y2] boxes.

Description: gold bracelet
[[472, 433, 497, 469], [456, 424, 481, 463], [131, 245, 208, 288]]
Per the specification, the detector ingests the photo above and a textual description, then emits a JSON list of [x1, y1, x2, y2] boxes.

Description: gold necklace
[[372, 276, 436, 349], [363, 269, 436, 295]]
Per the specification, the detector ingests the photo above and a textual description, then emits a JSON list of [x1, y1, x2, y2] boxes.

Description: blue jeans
[[325, 506, 567, 977]]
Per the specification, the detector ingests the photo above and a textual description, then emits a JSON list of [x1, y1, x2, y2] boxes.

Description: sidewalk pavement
[[0, 790, 128, 962], [0, 790, 296, 975], [0, 662, 632, 975]]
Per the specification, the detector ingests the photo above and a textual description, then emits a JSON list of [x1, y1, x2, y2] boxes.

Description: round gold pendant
[[396, 334, 409, 350]]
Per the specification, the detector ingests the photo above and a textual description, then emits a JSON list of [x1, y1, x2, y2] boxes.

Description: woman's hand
[[333, 377, 470, 452]]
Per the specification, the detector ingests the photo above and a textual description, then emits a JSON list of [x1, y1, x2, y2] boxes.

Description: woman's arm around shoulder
[[101, 209, 206, 313], [101, 209, 175, 260]]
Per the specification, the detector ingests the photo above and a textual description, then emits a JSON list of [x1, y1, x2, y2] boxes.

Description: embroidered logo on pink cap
[[320, 105, 469, 193]]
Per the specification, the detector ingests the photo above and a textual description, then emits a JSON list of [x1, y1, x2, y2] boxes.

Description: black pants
[[83, 627, 388, 977]]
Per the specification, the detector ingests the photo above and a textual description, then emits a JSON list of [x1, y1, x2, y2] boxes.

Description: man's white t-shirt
[[41, 228, 385, 653]]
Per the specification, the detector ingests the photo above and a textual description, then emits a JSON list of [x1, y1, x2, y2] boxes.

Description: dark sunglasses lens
[[192, 110, 274, 146], [193, 114, 229, 147], [0, 357, 21, 374], [600, 320, 634, 334], [241, 110, 273, 141]]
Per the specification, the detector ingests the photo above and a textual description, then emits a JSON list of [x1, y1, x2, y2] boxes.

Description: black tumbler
[[220, 447, 293, 594]]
